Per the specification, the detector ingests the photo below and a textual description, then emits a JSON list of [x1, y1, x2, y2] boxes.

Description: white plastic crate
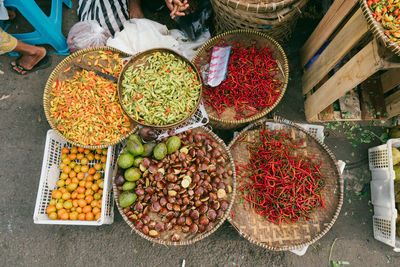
[[264, 121, 325, 142], [368, 138, 400, 252], [33, 130, 115, 225]]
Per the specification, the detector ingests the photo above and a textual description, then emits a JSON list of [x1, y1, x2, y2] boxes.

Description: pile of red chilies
[[236, 128, 326, 224], [203, 41, 282, 120]]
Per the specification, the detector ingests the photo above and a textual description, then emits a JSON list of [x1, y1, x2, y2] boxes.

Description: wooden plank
[[360, 76, 387, 120], [304, 40, 383, 122], [385, 89, 400, 106], [381, 69, 400, 93], [385, 89, 400, 117], [302, 9, 369, 95], [318, 104, 335, 121], [300, 0, 358, 67]]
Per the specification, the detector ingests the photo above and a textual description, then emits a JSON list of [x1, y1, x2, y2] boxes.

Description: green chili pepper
[[121, 52, 201, 125]]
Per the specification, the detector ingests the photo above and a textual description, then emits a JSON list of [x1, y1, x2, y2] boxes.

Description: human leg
[[10, 40, 47, 74], [129, 0, 144, 18], [0, 27, 17, 54], [1, 28, 47, 74], [7, 8, 15, 20]]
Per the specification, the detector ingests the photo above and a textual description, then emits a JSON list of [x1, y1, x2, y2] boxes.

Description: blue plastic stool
[[4, 0, 72, 53]]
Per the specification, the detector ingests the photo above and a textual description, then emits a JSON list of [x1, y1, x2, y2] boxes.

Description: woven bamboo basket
[[192, 30, 289, 130], [217, 0, 299, 13], [118, 48, 203, 130], [113, 126, 237, 246], [211, 0, 308, 41], [360, 0, 400, 57], [43, 46, 138, 149], [228, 117, 344, 251]]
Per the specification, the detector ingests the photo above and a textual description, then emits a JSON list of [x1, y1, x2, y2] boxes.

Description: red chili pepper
[[202, 41, 282, 120], [235, 128, 326, 224]]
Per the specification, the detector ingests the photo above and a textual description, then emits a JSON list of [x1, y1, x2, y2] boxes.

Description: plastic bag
[[67, 20, 110, 52], [106, 19, 210, 60], [0, 0, 9, 20], [170, 29, 210, 60], [106, 19, 178, 55]]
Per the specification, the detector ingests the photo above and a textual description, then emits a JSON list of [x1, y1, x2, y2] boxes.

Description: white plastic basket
[[33, 130, 115, 225], [368, 138, 400, 251], [233, 122, 325, 143], [265, 121, 325, 142]]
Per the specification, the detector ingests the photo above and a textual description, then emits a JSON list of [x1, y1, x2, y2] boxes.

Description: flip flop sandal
[[11, 54, 51, 75]]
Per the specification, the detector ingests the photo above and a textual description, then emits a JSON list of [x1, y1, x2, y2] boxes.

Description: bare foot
[[7, 9, 16, 20], [11, 46, 46, 75]]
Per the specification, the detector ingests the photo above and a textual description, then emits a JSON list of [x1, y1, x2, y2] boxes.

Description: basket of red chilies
[[228, 117, 344, 251], [193, 29, 289, 130]]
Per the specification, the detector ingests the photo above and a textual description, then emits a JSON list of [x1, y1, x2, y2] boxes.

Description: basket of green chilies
[[118, 48, 203, 129]]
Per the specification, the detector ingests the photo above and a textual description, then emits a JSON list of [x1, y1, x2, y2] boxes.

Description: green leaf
[[386, 255, 391, 263], [333, 102, 340, 111], [380, 132, 389, 143]]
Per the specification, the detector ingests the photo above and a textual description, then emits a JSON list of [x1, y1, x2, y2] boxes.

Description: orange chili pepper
[[49, 52, 130, 146]]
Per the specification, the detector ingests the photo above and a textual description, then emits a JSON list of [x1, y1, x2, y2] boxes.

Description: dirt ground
[[1, 1, 400, 266]]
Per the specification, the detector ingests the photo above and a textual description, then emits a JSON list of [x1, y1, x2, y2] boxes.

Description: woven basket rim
[[360, 0, 400, 57], [215, 0, 299, 13], [43, 46, 139, 149], [117, 47, 203, 130], [191, 29, 289, 127], [212, 0, 307, 24], [227, 116, 344, 251], [112, 126, 237, 246]]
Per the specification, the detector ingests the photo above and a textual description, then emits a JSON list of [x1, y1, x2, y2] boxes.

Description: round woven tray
[[117, 48, 203, 130], [228, 117, 344, 251], [113, 126, 237, 246], [192, 30, 289, 130], [43, 46, 138, 149], [218, 0, 299, 13], [211, 0, 308, 41], [360, 0, 400, 57]]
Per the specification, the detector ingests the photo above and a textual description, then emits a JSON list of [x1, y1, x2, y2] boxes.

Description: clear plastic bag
[[67, 21, 110, 52]]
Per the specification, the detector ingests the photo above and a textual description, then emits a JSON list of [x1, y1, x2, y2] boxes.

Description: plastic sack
[[106, 19, 210, 60], [170, 29, 211, 60], [106, 19, 177, 55], [67, 20, 110, 52], [0, 0, 8, 20]]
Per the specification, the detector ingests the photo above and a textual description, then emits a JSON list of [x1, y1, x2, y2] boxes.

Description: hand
[[165, 0, 189, 19]]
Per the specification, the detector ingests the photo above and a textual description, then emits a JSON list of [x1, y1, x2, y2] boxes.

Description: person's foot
[[11, 46, 46, 75], [7, 9, 16, 20]]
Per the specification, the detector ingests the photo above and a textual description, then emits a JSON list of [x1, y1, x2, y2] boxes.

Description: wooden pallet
[[301, 0, 400, 122]]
